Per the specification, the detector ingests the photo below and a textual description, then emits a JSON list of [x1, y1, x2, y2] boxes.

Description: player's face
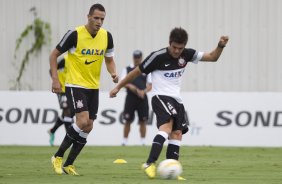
[[133, 57, 142, 66], [88, 9, 106, 33], [168, 42, 185, 58]]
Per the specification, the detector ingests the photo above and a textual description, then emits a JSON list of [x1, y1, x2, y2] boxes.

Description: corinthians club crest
[[178, 57, 186, 67]]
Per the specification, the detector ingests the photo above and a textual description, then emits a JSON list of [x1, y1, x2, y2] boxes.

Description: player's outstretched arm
[[201, 36, 229, 62], [50, 48, 62, 93], [105, 56, 119, 83], [110, 67, 142, 98]]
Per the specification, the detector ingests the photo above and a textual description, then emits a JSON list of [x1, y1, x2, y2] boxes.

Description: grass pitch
[[0, 146, 281, 184]]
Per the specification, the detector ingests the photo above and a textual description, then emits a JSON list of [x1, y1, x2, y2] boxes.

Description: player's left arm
[[200, 36, 229, 62], [105, 56, 119, 83], [105, 31, 118, 83]]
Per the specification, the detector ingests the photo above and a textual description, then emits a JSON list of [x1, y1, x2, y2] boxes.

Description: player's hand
[[137, 89, 145, 99], [111, 74, 119, 83], [110, 87, 120, 98], [218, 36, 229, 48], [52, 79, 62, 93]]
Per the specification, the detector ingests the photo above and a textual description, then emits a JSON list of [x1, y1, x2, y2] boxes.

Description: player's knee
[[125, 121, 132, 125], [83, 125, 92, 133], [77, 118, 89, 128], [170, 130, 182, 140]]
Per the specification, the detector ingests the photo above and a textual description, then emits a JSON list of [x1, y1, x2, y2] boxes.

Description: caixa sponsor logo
[[215, 111, 282, 127], [0, 107, 58, 124]]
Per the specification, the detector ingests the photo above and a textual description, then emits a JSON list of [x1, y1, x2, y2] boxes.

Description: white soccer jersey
[[139, 48, 203, 103]]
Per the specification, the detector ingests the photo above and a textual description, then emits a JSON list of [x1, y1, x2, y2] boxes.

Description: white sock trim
[[157, 131, 168, 139], [63, 116, 73, 122], [79, 131, 89, 138], [72, 123, 81, 133], [168, 139, 181, 146]]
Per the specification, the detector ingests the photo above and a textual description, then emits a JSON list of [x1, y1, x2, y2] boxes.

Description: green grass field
[[0, 146, 281, 184]]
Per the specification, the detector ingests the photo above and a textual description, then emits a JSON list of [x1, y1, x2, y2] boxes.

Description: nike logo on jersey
[[165, 64, 170, 67], [182, 123, 187, 127], [85, 59, 97, 65]]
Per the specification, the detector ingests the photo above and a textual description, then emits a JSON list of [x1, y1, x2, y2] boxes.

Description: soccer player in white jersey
[[110, 27, 229, 180]]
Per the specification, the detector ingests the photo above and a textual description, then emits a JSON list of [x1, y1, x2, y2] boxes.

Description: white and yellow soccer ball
[[157, 159, 183, 179]]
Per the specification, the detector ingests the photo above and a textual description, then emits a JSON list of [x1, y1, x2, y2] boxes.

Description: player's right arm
[[50, 49, 62, 93], [49, 30, 77, 93], [110, 67, 142, 98], [120, 68, 139, 95], [110, 51, 157, 98]]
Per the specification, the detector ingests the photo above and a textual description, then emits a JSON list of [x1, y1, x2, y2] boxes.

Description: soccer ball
[[157, 159, 183, 179]]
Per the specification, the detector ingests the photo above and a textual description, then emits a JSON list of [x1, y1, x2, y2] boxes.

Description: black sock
[[166, 140, 180, 160], [54, 125, 78, 157], [50, 118, 64, 133], [64, 138, 86, 166], [54, 134, 74, 157], [146, 132, 167, 164]]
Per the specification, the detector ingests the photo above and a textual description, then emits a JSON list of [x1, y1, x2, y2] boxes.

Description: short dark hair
[[169, 27, 188, 45], [89, 3, 105, 15]]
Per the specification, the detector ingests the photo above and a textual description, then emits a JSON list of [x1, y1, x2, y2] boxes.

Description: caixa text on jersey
[[0, 107, 58, 124], [81, 48, 105, 55]]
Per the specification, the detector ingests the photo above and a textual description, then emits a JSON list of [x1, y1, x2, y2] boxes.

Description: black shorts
[[57, 93, 68, 109], [123, 94, 149, 122], [152, 95, 189, 134], [65, 87, 99, 120]]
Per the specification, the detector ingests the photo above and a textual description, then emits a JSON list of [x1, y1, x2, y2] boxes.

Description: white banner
[[0, 91, 282, 147]]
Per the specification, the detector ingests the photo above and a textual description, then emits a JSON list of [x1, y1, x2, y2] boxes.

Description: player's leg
[[142, 95, 173, 178], [139, 121, 146, 145], [167, 130, 182, 160], [63, 111, 90, 176], [146, 120, 172, 164], [166, 104, 188, 161], [137, 96, 149, 145], [49, 116, 64, 134], [142, 120, 172, 178], [123, 121, 132, 146], [122, 95, 135, 146], [62, 89, 98, 175], [51, 87, 88, 175], [62, 107, 73, 131], [48, 115, 64, 146], [48, 94, 65, 146], [166, 130, 186, 180], [165, 104, 188, 181]]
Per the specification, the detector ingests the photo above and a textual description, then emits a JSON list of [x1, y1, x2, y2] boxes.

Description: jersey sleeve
[[186, 48, 204, 64], [139, 52, 159, 74], [146, 73, 152, 84], [105, 31, 114, 58], [56, 30, 77, 53]]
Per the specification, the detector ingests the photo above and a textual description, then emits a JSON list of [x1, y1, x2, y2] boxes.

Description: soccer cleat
[[51, 156, 63, 175], [142, 163, 156, 179], [177, 176, 187, 181], [48, 130, 55, 146], [63, 165, 80, 176]]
